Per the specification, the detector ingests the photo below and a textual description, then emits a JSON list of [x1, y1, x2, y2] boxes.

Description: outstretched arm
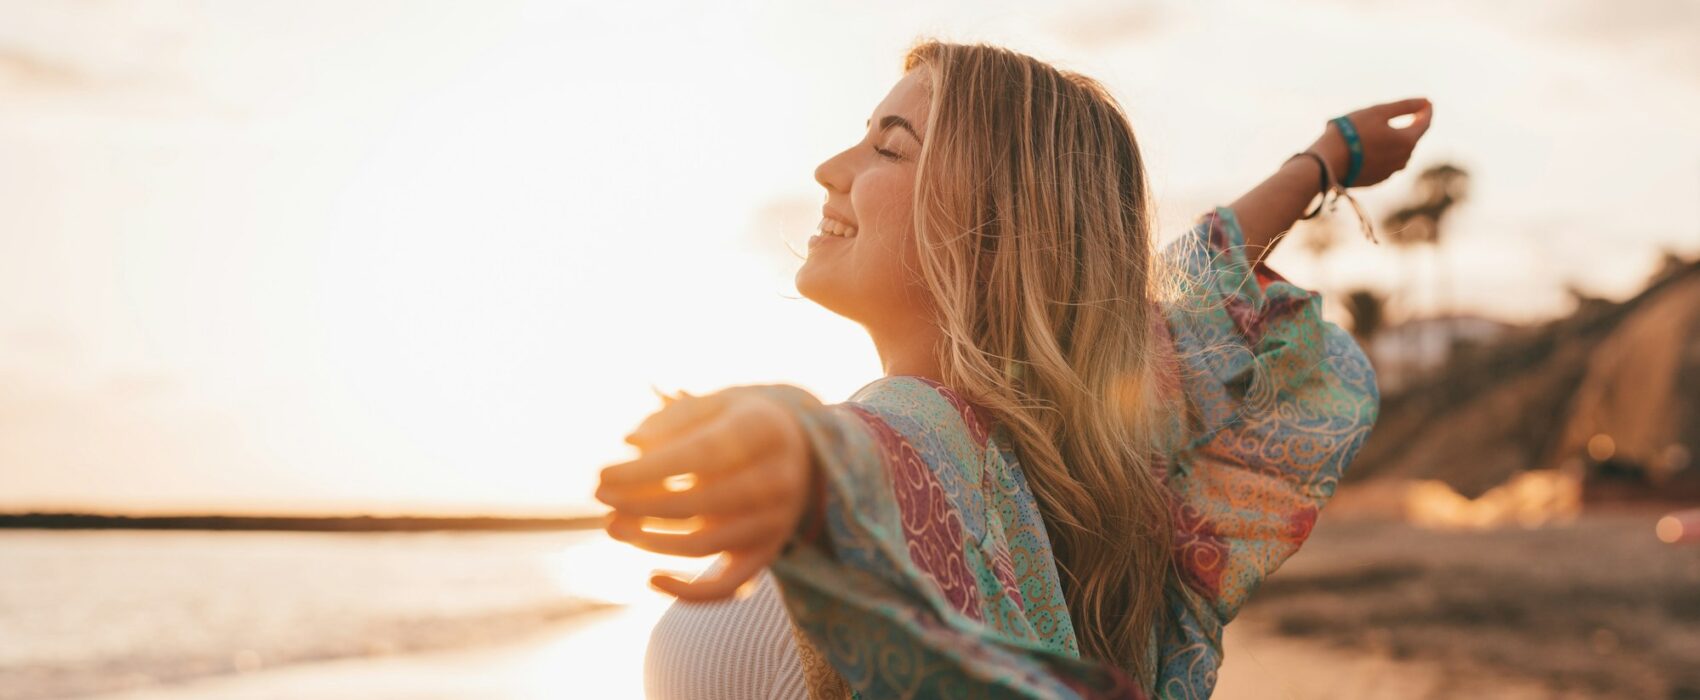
[[598, 380, 1150, 698], [1231, 98, 1435, 265]]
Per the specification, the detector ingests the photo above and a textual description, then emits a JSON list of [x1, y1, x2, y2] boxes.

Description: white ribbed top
[[643, 567, 808, 700]]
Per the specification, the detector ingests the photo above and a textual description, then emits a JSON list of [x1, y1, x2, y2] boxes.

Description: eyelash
[[872, 144, 903, 161]]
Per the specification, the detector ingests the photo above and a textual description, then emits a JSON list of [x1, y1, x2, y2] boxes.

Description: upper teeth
[[819, 217, 858, 238]]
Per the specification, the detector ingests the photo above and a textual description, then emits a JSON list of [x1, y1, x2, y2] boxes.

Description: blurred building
[[1369, 314, 1519, 392]]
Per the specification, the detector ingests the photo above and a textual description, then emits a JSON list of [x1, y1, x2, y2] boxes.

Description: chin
[[794, 265, 831, 306], [795, 265, 857, 320]]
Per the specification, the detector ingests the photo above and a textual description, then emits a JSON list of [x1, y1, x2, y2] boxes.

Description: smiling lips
[[808, 216, 856, 251], [817, 216, 858, 238]]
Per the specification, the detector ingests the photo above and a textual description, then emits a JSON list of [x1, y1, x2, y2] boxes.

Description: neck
[[866, 316, 945, 383]]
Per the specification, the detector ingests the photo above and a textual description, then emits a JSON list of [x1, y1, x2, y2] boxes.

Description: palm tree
[[1384, 164, 1470, 248], [1382, 163, 1471, 375]]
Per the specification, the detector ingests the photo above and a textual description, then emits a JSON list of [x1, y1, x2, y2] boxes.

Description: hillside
[[1345, 254, 1700, 501]]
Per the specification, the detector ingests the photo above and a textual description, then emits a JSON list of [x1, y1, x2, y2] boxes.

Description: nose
[[814, 146, 853, 195]]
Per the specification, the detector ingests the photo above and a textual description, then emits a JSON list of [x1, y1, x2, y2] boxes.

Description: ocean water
[[0, 529, 682, 700]]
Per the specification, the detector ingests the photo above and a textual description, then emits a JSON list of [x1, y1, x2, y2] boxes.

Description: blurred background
[[1, 1, 1696, 698]]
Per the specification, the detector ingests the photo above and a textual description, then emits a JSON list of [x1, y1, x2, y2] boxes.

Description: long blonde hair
[[902, 39, 1187, 685]]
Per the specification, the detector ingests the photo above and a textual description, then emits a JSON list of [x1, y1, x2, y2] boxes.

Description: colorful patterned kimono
[[752, 207, 1381, 699]]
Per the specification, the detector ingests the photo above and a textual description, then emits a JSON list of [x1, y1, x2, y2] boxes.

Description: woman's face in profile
[[797, 69, 932, 328]]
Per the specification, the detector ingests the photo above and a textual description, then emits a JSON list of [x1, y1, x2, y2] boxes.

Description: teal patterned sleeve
[[754, 378, 1146, 699], [1149, 207, 1381, 700], [741, 205, 1378, 700]]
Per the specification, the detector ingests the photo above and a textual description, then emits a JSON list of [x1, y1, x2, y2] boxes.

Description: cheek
[[796, 167, 924, 322], [851, 173, 919, 284]]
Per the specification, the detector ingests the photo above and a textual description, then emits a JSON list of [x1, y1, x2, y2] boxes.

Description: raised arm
[[1231, 98, 1435, 265]]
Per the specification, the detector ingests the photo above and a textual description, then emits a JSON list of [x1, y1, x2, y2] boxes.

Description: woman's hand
[[1234, 97, 1434, 260], [594, 386, 817, 601], [1310, 97, 1434, 189]]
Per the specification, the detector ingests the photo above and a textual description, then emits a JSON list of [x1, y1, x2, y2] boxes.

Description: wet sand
[[82, 600, 669, 700]]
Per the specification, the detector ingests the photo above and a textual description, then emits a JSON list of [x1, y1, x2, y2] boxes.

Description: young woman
[[598, 40, 1430, 699]]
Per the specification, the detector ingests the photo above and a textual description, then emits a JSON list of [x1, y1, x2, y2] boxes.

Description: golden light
[[1402, 470, 1581, 531], [1656, 514, 1686, 544], [546, 536, 712, 606], [1587, 433, 1617, 462], [640, 515, 705, 535], [1111, 370, 1147, 415], [4, 1, 1698, 521]]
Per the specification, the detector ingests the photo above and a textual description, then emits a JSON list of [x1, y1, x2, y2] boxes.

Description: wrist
[[1308, 124, 1351, 188], [1281, 151, 1325, 190], [1283, 151, 1330, 220]]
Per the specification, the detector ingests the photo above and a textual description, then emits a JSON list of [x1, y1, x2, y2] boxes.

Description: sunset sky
[[2, 0, 1696, 516]]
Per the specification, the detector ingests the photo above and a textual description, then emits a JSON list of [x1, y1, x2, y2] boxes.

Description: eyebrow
[[865, 115, 922, 143]]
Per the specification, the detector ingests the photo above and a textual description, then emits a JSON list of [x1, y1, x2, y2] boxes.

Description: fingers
[[594, 477, 681, 510], [602, 400, 777, 487], [626, 390, 725, 448], [1370, 97, 1432, 142], [650, 385, 690, 407], [1402, 103, 1433, 142], [607, 509, 786, 558], [1363, 96, 1431, 120], [651, 546, 778, 602], [599, 458, 800, 519]]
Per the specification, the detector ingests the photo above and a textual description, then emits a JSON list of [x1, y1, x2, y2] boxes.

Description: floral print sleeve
[[751, 206, 1379, 700], [757, 377, 1145, 699], [1149, 207, 1380, 699]]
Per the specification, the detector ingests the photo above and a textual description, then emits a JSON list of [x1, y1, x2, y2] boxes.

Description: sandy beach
[[77, 600, 666, 700], [17, 508, 1688, 700], [73, 598, 1552, 700]]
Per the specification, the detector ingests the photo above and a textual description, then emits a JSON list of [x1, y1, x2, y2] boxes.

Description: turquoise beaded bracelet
[[1329, 115, 1364, 187]]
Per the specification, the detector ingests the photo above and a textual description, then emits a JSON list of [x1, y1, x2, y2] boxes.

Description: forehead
[[871, 69, 930, 130]]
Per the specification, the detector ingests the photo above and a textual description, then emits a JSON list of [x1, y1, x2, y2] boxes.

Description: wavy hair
[[900, 39, 1190, 686]]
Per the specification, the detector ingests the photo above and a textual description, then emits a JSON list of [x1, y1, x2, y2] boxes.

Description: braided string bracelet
[[1290, 151, 1330, 220], [1284, 137, 1379, 244]]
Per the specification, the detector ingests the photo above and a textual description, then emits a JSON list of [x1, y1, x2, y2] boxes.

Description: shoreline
[[76, 602, 668, 700], [14, 510, 1692, 699]]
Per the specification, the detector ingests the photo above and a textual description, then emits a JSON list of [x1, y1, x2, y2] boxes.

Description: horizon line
[[0, 510, 608, 533]]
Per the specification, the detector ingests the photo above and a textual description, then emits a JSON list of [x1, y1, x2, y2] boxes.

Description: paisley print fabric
[[754, 207, 1381, 699]]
